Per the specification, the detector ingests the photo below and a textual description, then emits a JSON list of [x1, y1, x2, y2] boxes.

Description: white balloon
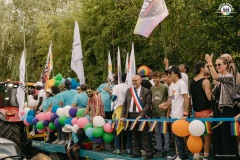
[[28, 99, 37, 108], [189, 120, 205, 136], [72, 124, 79, 133], [63, 105, 71, 117], [56, 108, 64, 117], [93, 116, 105, 127], [23, 107, 30, 115]]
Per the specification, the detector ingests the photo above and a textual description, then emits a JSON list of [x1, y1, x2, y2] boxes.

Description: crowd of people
[[26, 53, 240, 160]]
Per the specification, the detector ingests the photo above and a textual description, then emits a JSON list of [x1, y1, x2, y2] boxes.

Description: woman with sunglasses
[[205, 54, 239, 159]]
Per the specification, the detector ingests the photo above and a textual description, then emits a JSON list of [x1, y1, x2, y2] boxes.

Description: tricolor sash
[[130, 87, 143, 112]]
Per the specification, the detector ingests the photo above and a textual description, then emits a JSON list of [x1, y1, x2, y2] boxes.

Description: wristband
[[183, 112, 188, 116]]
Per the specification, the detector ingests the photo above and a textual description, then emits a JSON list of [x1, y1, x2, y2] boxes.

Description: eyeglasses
[[215, 63, 222, 67], [76, 88, 80, 90], [86, 91, 92, 94]]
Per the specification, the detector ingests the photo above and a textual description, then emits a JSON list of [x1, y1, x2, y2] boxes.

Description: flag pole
[[23, 17, 29, 102]]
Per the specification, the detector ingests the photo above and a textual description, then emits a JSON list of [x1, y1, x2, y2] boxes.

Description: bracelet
[[208, 62, 213, 67]]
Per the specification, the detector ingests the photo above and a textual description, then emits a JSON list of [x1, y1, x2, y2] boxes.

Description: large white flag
[[108, 51, 113, 81], [134, 0, 169, 38], [71, 21, 85, 84], [125, 43, 136, 88], [117, 47, 122, 84], [16, 51, 25, 116], [44, 43, 53, 87]]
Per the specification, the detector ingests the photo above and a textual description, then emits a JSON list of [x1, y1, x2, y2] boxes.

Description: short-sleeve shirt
[[60, 89, 78, 107], [88, 95, 105, 118], [112, 83, 128, 110], [97, 83, 111, 112], [42, 97, 53, 112], [170, 79, 188, 118], [52, 92, 63, 106], [37, 89, 46, 108], [72, 92, 88, 108]]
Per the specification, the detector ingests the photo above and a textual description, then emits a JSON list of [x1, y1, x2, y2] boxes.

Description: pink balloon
[[20, 110, 25, 116], [24, 119, 30, 126], [37, 112, 46, 121], [37, 128, 46, 134], [77, 118, 89, 128], [103, 123, 114, 133], [46, 127, 54, 132], [45, 112, 53, 121], [71, 118, 78, 125]]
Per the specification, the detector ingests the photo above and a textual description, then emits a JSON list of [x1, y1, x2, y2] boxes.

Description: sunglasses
[[86, 91, 92, 94], [215, 63, 222, 67], [76, 88, 80, 90]]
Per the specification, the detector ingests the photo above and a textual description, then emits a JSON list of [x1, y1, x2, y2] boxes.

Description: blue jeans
[[174, 134, 185, 159], [114, 130, 132, 150], [154, 117, 170, 151]]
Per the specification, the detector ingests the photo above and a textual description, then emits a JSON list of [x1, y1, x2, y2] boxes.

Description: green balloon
[[103, 132, 114, 143], [54, 80, 61, 86], [48, 122, 56, 131], [76, 109, 85, 117], [58, 115, 68, 125], [36, 121, 45, 130], [84, 123, 93, 132], [55, 73, 63, 81], [92, 127, 104, 138]]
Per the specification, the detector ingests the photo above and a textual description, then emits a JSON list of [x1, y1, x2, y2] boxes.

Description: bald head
[[132, 75, 142, 89]]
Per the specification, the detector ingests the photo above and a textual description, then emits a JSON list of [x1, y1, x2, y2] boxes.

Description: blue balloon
[[21, 115, 27, 120], [32, 118, 39, 125], [52, 105, 60, 113], [26, 115, 34, 124], [64, 117, 73, 125], [43, 120, 50, 126], [61, 78, 66, 84], [85, 127, 94, 138], [84, 115, 91, 121], [28, 110, 35, 116]]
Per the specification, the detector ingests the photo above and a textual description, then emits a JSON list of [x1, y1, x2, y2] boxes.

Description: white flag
[[125, 52, 129, 73], [71, 21, 85, 84], [108, 51, 113, 81], [16, 51, 25, 116], [44, 43, 53, 86], [117, 47, 122, 84], [134, 0, 169, 38], [125, 43, 136, 88]]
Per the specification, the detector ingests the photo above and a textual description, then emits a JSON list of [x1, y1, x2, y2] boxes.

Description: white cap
[[44, 89, 53, 95], [62, 124, 73, 133], [34, 81, 43, 87]]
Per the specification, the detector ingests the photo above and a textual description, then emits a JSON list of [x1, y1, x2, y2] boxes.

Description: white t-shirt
[[168, 83, 174, 100], [112, 83, 128, 110], [170, 79, 188, 118], [181, 73, 188, 87], [38, 89, 46, 109]]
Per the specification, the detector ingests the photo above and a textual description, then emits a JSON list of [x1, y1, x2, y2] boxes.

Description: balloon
[[102, 133, 114, 143], [45, 112, 53, 121], [94, 137, 103, 143], [84, 115, 90, 121], [54, 80, 61, 86], [92, 127, 104, 138], [71, 118, 78, 125], [46, 127, 54, 132], [27, 110, 35, 116], [58, 115, 68, 125], [76, 109, 85, 117], [48, 122, 56, 131], [103, 123, 114, 133], [77, 118, 89, 128], [24, 119, 30, 126], [187, 135, 203, 153], [24, 108, 30, 115], [84, 123, 93, 132], [52, 105, 60, 113], [37, 128, 46, 134], [28, 99, 37, 108], [172, 120, 190, 137], [49, 79, 55, 83], [26, 115, 34, 124], [71, 78, 78, 89], [32, 118, 39, 125], [66, 77, 72, 82], [61, 78, 66, 84], [37, 112, 46, 121], [54, 118, 61, 128], [72, 124, 79, 133], [51, 113, 59, 122], [56, 108, 64, 117], [20, 110, 25, 116], [69, 107, 78, 117], [55, 73, 63, 81], [21, 115, 27, 121], [63, 105, 71, 117], [36, 121, 45, 130], [64, 117, 73, 125], [93, 116, 105, 127], [43, 120, 50, 126], [85, 127, 94, 138], [189, 120, 205, 136]]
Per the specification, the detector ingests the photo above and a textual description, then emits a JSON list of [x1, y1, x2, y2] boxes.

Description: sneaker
[[29, 131, 35, 136], [45, 136, 49, 142], [167, 154, 178, 159], [159, 150, 168, 157], [58, 140, 66, 145], [126, 148, 132, 154], [153, 148, 161, 155], [112, 149, 120, 155], [52, 139, 60, 144], [193, 153, 200, 160], [175, 155, 182, 160]]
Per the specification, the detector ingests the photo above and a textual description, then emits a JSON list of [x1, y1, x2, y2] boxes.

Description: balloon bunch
[[22, 105, 114, 143], [172, 120, 205, 154]]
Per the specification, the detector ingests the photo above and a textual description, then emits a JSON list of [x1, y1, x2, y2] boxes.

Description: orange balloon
[[187, 135, 203, 153], [172, 120, 190, 137]]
